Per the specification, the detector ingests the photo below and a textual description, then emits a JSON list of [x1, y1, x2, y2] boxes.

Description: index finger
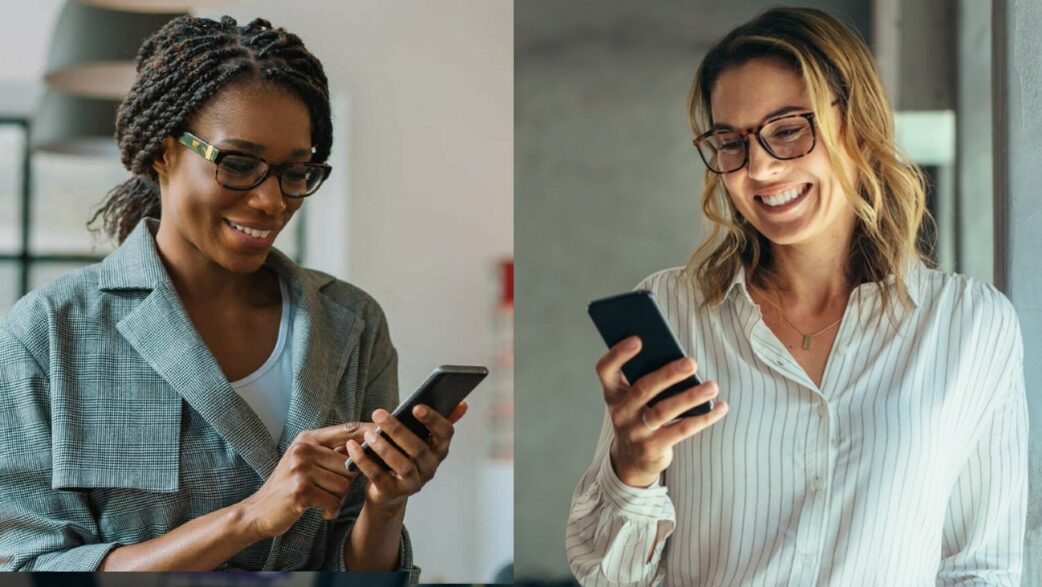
[[300, 421, 377, 448], [595, 336, 642, 393], [411, 402, 463, 440]]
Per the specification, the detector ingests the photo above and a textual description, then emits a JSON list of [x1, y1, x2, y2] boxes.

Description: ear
[[152, 136, 179, 179]]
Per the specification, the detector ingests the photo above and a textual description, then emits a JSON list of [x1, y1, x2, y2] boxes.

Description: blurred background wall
[[515, 0, 1037, 582], [996, 0, 1042, 584], [0, 0, 512, 583]]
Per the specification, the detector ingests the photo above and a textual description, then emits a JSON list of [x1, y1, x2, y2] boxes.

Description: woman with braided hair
[[0, 16, 460, 577]]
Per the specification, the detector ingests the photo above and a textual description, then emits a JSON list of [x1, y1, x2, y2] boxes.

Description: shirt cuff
[[595, 453, 674, 520], [330, 519, 421, 583]]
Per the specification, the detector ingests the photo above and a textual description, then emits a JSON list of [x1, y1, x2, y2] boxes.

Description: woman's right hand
[[596, 336, 729, 488], [238, 422, 372, 541]]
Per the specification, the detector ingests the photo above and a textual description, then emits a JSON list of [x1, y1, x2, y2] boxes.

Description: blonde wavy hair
[[686, 6, 934, 320]]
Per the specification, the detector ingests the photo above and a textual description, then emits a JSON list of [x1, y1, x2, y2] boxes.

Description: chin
[[750, 205, 828, 246], [216, 253, 268, 275], [760, 231, 806, 247]]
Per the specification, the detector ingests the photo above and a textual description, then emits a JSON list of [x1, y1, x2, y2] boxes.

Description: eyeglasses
[[693, 101, 840, 174], [176, 131, 332, 198]]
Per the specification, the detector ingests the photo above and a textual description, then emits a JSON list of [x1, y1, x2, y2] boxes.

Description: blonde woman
[[566, 7, 1027, 586]]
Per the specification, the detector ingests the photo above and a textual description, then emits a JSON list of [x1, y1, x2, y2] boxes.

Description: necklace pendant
[[802, 335, 813, 350]]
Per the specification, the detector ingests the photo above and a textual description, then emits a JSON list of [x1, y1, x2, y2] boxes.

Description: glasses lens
[[280, 164, 328, 197], [699, 131, 745, 173], [761, 117, 814, 159], [217, 155, 267, 188]]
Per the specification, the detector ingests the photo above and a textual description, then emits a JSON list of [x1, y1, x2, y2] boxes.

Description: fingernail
[[365, 430, 378, 443], [372, 411, 387, 424], [343, 422, 359, 432], [626, 336, 640, 349], [679, 358, 695, 373], [414, 405, 428, 418]]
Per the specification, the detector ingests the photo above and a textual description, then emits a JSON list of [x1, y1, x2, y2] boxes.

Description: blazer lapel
[[267, 251, 360, 454], [117, 285, 283, 480], [260, 252, 360, 571], [102, 219, 282, 480]]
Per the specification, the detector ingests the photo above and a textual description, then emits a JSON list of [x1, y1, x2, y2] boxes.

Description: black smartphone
[[345, 365, 489, 474], [588, 290, 713, 418]]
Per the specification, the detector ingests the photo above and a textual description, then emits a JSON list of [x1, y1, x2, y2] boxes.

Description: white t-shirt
[[230, 277, 294, 442]]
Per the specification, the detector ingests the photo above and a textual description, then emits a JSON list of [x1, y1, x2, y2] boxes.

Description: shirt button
[[817, 405, 827, 417], [809, 476, 823, 492], [801, 554, 815, 567]]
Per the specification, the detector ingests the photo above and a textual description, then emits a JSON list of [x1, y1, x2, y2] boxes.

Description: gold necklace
[[761, 295, 843, 351]]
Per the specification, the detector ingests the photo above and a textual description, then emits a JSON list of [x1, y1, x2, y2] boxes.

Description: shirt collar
[[723, 264, 756, 307], [722, 258, 926, 308]]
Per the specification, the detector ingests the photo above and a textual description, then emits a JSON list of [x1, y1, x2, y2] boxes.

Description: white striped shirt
[[566, 262, 1028, 586]]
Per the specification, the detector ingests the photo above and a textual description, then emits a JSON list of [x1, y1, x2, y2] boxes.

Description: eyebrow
[[222, 138, 311, 158], [712, 104, 810, 131]]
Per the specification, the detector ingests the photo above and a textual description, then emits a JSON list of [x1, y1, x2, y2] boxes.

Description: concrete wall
[[995, 1, 1042, 582], [956, 0, 994, 284]]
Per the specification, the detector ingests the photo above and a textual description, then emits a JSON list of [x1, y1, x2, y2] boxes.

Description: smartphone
[[588, 290, 713, 418], [345, 365, 489, 474]]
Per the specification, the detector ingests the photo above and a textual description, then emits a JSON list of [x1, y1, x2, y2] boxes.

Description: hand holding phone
[[345, 365, 488, 474], [589, 290, 714, 418], [589, 290, 728, 487]]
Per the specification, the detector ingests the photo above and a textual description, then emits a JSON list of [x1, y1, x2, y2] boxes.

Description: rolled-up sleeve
[[937, 304, 1029, 586], [0, 327, 122, 571], [566, 409, 676, 587]]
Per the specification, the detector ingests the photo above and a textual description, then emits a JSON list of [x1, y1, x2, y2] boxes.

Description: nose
[[246, 173, 287, 216], [744, 136, 782, 181]]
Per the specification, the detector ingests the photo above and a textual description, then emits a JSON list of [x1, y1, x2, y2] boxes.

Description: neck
[[762, 222, 856, 315], [154, 224, 269, 308]]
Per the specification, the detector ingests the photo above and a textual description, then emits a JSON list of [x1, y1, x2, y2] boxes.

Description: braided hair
[[88, 15, 331, 244]]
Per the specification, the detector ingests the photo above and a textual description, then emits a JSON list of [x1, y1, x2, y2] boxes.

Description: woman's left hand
[[343, 401, 468, 512]]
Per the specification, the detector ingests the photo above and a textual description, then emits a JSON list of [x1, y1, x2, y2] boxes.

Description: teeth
[[228, 221, 272, 239], [759, 185, 806, 207]]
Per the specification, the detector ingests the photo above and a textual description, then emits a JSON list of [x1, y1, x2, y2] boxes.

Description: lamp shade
[[30, 90, 120, 157], [43, 2, 183, 100], [76, 0, 247, 13]]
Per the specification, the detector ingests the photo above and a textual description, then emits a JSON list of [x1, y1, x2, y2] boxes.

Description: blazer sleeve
[[566, 408, 676, 587], [936, 299, 1029, 586], [321, 302, 420, 583], [0, 325, 122, 571]]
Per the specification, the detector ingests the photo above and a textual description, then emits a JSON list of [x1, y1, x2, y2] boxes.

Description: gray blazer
[[0, 218, 417, 580]]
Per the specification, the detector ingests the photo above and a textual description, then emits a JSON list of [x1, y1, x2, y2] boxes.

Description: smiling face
[[710, 58, 856, 250], [153, 79, 313, 275]]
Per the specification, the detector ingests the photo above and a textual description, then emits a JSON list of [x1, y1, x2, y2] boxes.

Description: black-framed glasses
[[693, 101, 840, 174], [177, 131, 332, 197]]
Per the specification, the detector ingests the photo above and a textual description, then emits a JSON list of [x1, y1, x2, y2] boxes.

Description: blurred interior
[[0, 0, 512, 583]]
